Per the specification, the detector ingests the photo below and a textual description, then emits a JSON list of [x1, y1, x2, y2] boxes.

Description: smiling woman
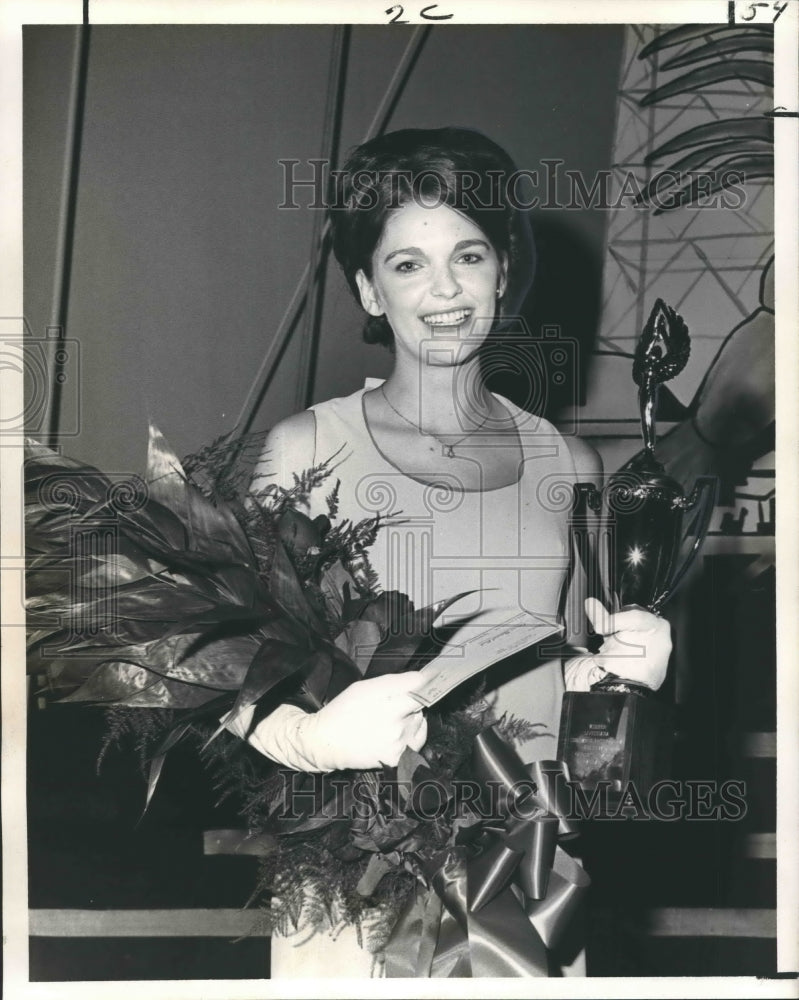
[[223, 126, 673, 977], [330, 129, 529, 491], [357, 201, 519, 490]]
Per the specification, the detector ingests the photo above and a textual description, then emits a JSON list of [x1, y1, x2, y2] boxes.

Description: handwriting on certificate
[[413, 613, 564, 707]]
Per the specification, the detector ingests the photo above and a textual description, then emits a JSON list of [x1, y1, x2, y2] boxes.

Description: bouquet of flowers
[[25, 425, 588, 977]]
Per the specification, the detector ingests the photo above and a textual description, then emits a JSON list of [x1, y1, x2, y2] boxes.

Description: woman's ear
[[498, 253, 509, 299], [355, 269, 384, 317]]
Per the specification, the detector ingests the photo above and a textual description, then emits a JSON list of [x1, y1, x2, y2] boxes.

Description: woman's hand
[[298, 672, 428, 771], [584, 597, 672, 691], [238, 672, 428, 772]]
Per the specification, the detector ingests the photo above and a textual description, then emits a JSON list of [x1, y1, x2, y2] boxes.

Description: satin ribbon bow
[[384, 726, 590, 977]]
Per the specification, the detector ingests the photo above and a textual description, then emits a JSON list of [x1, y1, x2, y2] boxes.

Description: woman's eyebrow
[[383, 245, 424, 263], [383, 239, 490, 264], [452, 239, 490, 253]]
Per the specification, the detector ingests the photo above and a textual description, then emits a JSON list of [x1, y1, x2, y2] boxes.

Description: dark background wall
[[24, 23, 624, 472]]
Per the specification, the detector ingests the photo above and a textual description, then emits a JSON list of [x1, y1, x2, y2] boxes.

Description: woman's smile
[[420, 307, 473, 328]]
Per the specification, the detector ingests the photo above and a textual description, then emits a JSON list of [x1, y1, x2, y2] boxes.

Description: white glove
[[225, 672, 428, 772], [564, 650, 608, 691], [565, 598, 672, 692]]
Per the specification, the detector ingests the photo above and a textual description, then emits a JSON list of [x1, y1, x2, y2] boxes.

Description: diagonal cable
[[233, 26, 432, 435], [294, 26, 351, 413], [46, 18, 91, 447]]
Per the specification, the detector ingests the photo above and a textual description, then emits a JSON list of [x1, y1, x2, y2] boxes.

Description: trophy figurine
[[558, 300, 716, 803]]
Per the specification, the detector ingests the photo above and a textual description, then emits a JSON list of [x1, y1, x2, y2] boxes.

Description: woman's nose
[[430, 266, 461, 298]]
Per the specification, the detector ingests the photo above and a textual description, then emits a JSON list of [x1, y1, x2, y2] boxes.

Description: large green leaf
[[207, 638, 314, 744], [276, 777, 363, 835], [637, 141, 773, 204], [364, 591, 477, 679], [650, 153, 773, 213], [138, 608, 270, 657], [33, 653, 123, 689], [106, 632, 262, 689], [313, 641, 365, 705], [334, 619, 383, 676], [142, 693, 234, 814], [29, 579, 243, 653], [396, 745, 429, 790], [660, 35, 773, 71], [146, 423, 254, 566], [358, 591, 414, 637], [26, 550, 165, 599], [638, 24, 772, 59], [269, 540, 326, 636], [640, 61, 772, 106], [319, 559, 360, 621], [58, 662, 219, 708], [34, 640, 232, 694], [645, 117, 773, 160], [24, 449, 112, 515], [356, 854, 395, 897], [294, 648, 335, 710]]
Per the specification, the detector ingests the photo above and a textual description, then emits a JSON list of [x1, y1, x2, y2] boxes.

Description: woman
[[228, 127, 671, 977]]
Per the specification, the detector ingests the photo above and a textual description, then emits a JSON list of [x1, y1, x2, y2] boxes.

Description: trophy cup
[[557, 300, 716, 804]]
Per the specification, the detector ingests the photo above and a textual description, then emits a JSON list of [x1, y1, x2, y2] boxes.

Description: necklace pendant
[[444, 444, 456, 458]]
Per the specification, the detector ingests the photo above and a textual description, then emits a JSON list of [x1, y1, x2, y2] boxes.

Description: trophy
[[558, 300, 716, 804]]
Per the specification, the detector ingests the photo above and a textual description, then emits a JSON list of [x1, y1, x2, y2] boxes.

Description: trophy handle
[[570, 482, 613, 611], [651, 476, 717, 612], [573, 481, 602, 514]]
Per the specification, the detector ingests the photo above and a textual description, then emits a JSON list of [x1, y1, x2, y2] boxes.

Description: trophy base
[[557, 690, 672, 812], [590, 675, 652, 697]]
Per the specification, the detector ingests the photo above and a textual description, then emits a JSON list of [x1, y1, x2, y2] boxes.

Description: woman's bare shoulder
[[564, 434, 603, 479], [266, 410, 316, 451], [493, 393, 603, 480], [252, 410, 317, 488], [521, 412, 601, 479]]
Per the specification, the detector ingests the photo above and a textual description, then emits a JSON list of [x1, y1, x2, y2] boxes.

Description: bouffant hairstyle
[[329, 127, 535, 348]]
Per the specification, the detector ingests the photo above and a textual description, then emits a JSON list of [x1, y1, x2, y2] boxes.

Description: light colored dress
[[270, 378, 578, 978]]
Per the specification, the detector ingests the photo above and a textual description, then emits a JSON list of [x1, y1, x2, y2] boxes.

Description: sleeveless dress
[[270, 378, 578, 978]]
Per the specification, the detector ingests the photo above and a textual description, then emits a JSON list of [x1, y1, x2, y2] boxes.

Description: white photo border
[[2, 1, 797, 997]]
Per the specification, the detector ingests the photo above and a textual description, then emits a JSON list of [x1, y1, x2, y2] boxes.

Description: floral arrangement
[[25, 425, 587, 977]]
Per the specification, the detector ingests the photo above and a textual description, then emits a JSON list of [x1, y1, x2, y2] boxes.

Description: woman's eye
[[395, 260, 420, 273], [458, 253, 484, 264]]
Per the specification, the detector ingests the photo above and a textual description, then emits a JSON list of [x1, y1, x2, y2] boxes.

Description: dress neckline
[[357, 380, 527, 495]]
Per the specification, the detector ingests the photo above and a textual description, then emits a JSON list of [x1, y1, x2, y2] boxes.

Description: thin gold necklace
[[380, 385, 490, 459]]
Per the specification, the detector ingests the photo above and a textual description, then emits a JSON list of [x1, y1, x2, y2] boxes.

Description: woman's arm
[[226, 672, 430, 771], [226, 410, 429, 771]]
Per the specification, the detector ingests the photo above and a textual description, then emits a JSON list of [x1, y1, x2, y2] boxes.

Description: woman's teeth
[[422, 309, 471, 326]]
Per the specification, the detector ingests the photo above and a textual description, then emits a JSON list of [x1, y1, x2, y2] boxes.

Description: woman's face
[[355, 201, 506, 366]]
